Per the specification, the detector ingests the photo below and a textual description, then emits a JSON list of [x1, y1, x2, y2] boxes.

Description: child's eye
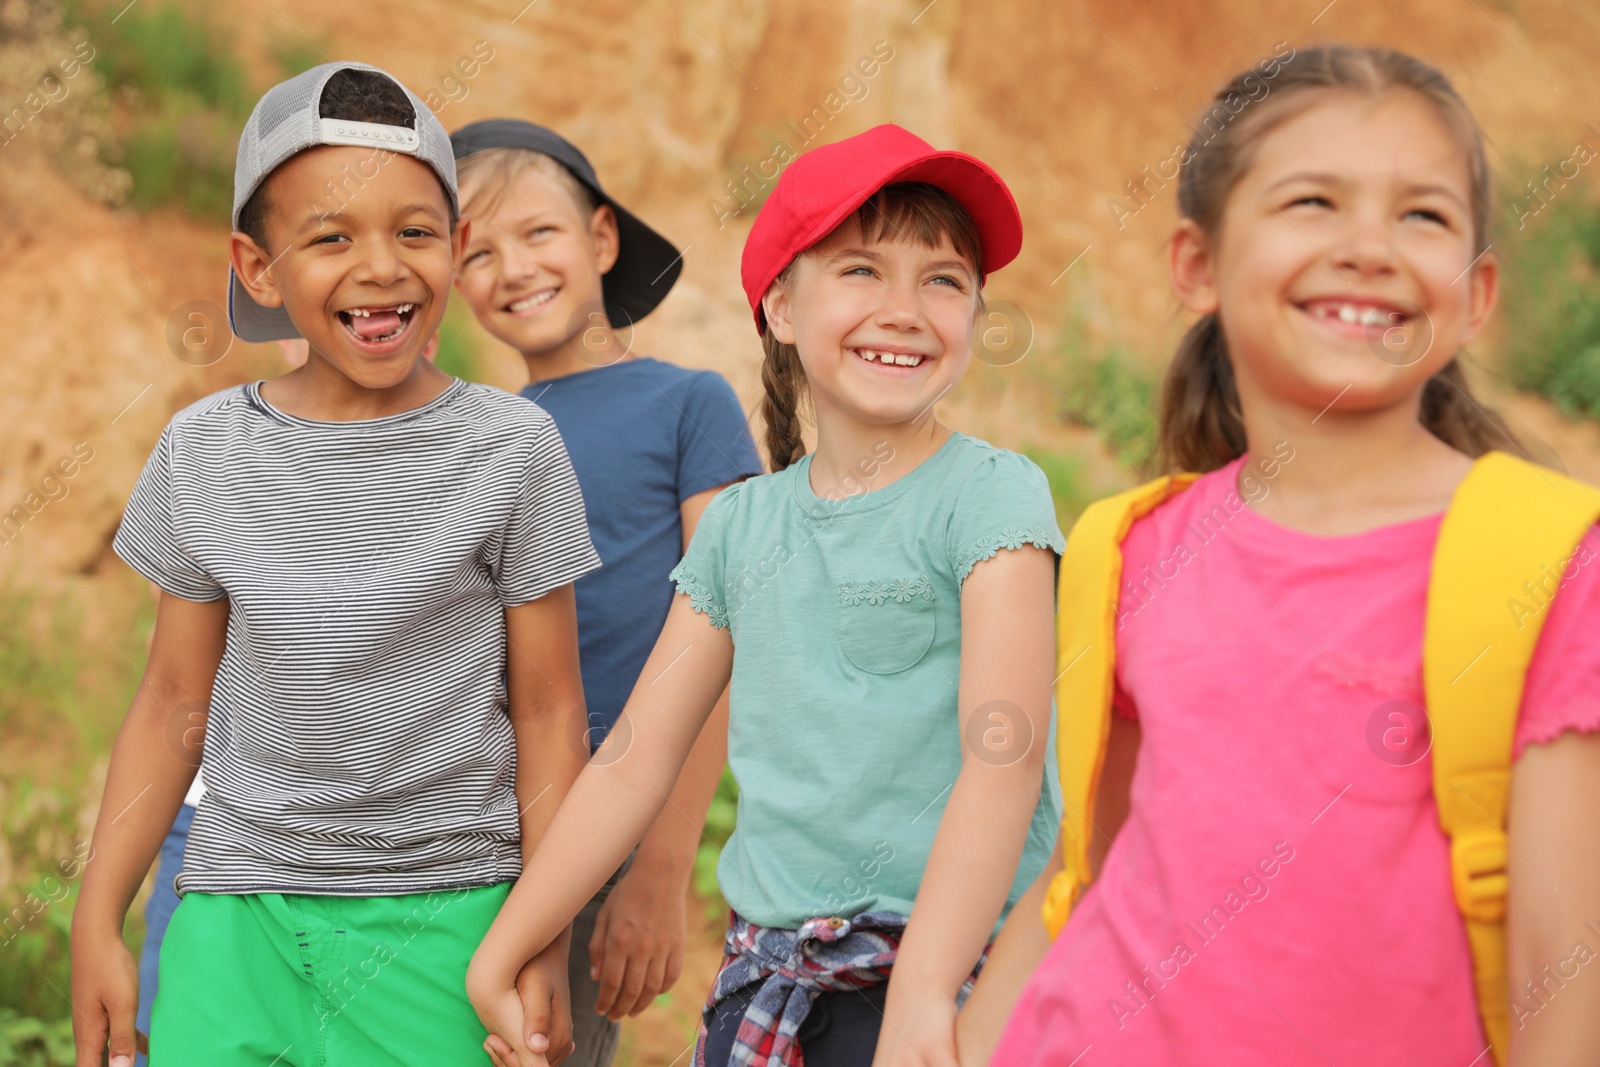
[[312, 233, 349, 245], [526, 226, 555, 240], [1404, 208, 1449, 226], [929, 274, 965, 289], [1287, 195, 1333, 209], [400, 226, 433, 239], [462, 249, 487, 264], [844, 265, 877, 278]]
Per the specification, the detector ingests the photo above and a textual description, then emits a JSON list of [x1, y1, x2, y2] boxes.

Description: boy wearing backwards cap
[[70, 63, 598, 1066], [448, 118, 764, 1067], [470, 124, 1061, 1067]]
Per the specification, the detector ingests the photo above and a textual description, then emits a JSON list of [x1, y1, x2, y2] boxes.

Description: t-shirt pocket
[[836, 575, 938, 675]]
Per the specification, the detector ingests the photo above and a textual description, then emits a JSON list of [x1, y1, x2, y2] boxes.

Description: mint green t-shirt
[[669, 432, 1065, 933]]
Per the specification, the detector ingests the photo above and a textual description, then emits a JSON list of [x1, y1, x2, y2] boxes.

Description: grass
[[1500, 190, 1600, 421]]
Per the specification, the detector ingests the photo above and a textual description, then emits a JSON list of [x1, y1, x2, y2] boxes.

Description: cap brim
[[229, 268, 302, 343], [601, 199, 683, 327]]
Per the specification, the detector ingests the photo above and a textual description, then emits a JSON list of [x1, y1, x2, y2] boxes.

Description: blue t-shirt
[[521, 358, 764, 745]]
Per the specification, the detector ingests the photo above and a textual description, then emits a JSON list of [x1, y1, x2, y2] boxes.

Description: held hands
[[472, 937, 574, 1067], [871, 987, 960, 1067], [589, 857, 688, 1021], [69, 924, 145, 1067]]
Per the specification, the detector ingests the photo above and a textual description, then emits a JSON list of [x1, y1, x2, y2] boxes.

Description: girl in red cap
[[961, 45, 1600, 1067], [467, 124, 1064, 1067]]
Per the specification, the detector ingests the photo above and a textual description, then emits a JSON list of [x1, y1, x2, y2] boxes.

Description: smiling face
[[454, 162, 618, 355], [230, 145, 461, 389], [762, 215, 980, 431], [1171, 87, 1496, 418]]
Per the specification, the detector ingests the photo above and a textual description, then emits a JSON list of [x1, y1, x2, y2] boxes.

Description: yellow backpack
[[1040, 451, 1600, 1066]]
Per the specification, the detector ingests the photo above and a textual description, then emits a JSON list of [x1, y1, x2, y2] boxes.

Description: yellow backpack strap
[[1042, 473, 1200, 938], [1426, 451, 1600, 1066]]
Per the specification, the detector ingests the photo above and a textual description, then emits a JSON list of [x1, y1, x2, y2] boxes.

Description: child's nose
[[875, 279, 923, 329], [354, 239, 411, 285], [1330, 209, 1401, 278]]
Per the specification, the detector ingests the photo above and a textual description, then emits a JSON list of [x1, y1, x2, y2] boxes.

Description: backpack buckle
[[1450, 830, 1508, 923]]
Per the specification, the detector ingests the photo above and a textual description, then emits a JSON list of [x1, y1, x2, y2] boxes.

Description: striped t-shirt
[[113, 378, 600, 896]]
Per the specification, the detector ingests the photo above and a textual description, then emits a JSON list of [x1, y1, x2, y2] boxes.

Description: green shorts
[[150, 883, 511, 1067]]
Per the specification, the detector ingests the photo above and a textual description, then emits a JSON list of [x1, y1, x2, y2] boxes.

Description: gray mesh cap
[[228, 61, 459, 343]]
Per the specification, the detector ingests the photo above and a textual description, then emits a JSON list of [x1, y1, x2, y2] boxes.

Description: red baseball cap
[[740, 124, 1023, 333]]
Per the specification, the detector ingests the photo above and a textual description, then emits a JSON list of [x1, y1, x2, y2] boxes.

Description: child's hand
[[871, 989, 960, 1067], [589, 857, 687, 1020], [482, 941, 575, 1067], [68, 924, 142, 1067]]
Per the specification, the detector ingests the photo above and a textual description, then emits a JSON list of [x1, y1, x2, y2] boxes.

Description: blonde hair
[[1156, 44, 1522, 473], [455, 146, 597, 221]]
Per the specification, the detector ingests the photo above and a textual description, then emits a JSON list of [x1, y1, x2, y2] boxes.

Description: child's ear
[[451, 216, 472, 268], [762, 284, 796, 346], [1168, 219, 1220, 316], [1460, 248, 1498, 344], [230, 232, 284, 309], [590, 204, 620, 276]]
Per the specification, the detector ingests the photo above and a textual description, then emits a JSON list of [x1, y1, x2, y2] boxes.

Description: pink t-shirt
[[993, 457, 1600, 1067]]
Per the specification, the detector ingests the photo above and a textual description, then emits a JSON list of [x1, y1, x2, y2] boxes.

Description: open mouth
[[337, 302, 417, 346], [504, 288, 559, 316], [1297, 298, 1412, 338], [852, 347, 931, 371]]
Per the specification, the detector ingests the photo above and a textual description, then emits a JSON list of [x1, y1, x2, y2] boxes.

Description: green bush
[[63, 0, 255, 219], [1501, 191, 1600, 419], [432, 300, 486, 383], [693, 768, 737, 920], [1024, 447, 1097, 532], [0, 1010, 74, 1067], [1051, 319, 1159, 471]]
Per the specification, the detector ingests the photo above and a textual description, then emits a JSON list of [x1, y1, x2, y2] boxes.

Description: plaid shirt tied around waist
[[694, 910, 986, 1067]]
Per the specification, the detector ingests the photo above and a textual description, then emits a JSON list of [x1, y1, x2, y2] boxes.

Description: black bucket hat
[[450, 118, 683, 326]]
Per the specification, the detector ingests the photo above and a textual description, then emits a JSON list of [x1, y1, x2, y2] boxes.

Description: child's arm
[[467, 595, 732, 1061], [490, 584, 592, 1062], [955, 713, 1141, 1065], [1507, 729, 1600, 1066], [588, 483, 736, 1022], [70, 591, 228, 1067], [873, 545, 1057, 1067]]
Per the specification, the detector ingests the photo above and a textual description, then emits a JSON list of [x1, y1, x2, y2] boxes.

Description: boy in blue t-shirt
[[449, 120, 764, 1065]]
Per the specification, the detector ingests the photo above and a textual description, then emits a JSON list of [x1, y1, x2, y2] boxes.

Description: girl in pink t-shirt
[[958, 45, 1600, 1067]]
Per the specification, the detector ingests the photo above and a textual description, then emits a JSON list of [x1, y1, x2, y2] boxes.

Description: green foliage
[[1501, 192, 1600, 421], [693, 768, 737, 919], [1023, 447, 1096, 531], [1051, 320, 1159, 471], [0, 1010, 74, 1067], [0, 584, 147, 1025], [0, 781, 82, 1023], [87, 2, 251, 117], [432, 300, 485, 383], [63, 0, 254, 219]]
